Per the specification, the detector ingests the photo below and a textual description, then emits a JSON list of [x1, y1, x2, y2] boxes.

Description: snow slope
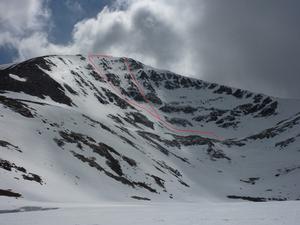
[[0, 54, 300, 206]]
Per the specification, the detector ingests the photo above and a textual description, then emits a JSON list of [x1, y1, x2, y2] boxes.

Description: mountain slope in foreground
[[0, 54, 300, 205]]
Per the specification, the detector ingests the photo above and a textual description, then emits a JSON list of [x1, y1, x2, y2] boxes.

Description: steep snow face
[[0, 54, 300, 204]]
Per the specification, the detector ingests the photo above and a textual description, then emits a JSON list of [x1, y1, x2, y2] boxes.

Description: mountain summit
[[0, 54, 300, 204]]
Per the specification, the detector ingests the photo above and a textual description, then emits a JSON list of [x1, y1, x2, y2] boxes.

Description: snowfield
[[1, 201, 300, 225]]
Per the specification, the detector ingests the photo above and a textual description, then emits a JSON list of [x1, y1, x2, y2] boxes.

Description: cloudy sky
[[0, 0, 300, 98]]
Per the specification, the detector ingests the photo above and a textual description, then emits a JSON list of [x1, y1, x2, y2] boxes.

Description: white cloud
[[0, 0, 50, 36], [0, 0, 51, 58], [69, 0, 204, 76], [0, 0, 205, 77]]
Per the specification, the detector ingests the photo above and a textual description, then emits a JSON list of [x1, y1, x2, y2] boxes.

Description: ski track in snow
[[88, 54, 222, 140]]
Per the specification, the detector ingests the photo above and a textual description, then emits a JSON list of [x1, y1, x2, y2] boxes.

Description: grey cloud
[[191, 0, 300, 98], [71, 1, 187, 70], [130, 7, 183, 67]]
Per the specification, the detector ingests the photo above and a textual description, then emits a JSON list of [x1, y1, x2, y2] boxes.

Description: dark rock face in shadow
[[0, 57, 73, 106]]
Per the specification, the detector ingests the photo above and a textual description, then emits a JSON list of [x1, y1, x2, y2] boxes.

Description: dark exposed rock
[[0, 158, 26, 173], [174, 135, 212, 146], [0, 189, 22, 198], [222, 139, 245, 147], [0, 56, 73, 106], [106, 73, 121, 86], [101, 87, 133, 109], [58, 57, 67, 65], [93, 143, 123, 176], [235, 103, 255, 115], [149, 174, 165, 189], [0, 96, 35, 118], [53, 138, 65, 148], [232, 89, 244, 98], [71, 151, 132, 186], [154, 160, 182, 178], [71, 151, 157, 193], [227, 195, 287, 202], [115, 125, 135, 139], [246, 93, 253, 98], [145, 92, 162, 105], [207, 144, 231, 161], [178, 179, 190, 187], [58, 131, 123, 176], [85, 80, 109, 104], [275, 166, 300, 177], [22, 173, 43, 184], [138, 71, 149, 80], [247, 128, 277, 140], [135, 181, 157, 193], [275, 137, 296, 148], [240, 177, 260, 185], [59, 130, 95, 144], [63, 83, 78, 95], [82, 114, 117, 135], [153, 160, 189, 187], [137, 131, 189, 163], [118, 135, 139, 150], [0, 206, 58, 213], [149, 70, 165, 85], [227, 195, 266, 202], [77, 54, 86, 61], [98, 58, 113, 71], [244, 113, 300, 141], [164, 80, 180, 89], [70, 70, 105, 103], [138, 131, 169, 155], [139, 78, 156, 94], [214, 85, 232, 95], [0, 159, 15, 171], [125, 112, 154, 129], [108, 114, 124, 125], [220, 122, 239, 128], [127, 87, 145, 102], [180, 77, 193, 88], [208, 83, 217, 89], [0, 140, 22, 152], [174, 135, 230, 161], [131, 196, 151, 201], [125, 58, 144, 70], [138, 131, 180, 148], [254, 94, 263, 103], [192, 109, 228, 125], [257, 101, 278, 117], [166, 117, 193, 127], [160, 104, 198, 114], [122, 156, 137, 167], [0, 158, 42, 184]]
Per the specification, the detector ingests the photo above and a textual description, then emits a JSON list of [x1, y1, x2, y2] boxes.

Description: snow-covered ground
[[1, 55, 300, 224], [1, 201, 300, 225]]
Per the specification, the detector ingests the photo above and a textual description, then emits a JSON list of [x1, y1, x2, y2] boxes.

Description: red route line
[[88, 54, 222, 140], [88, 54, 160, 119]]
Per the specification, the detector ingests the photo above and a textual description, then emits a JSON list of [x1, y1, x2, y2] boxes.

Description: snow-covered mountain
[[1, 54, 300, 204]]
